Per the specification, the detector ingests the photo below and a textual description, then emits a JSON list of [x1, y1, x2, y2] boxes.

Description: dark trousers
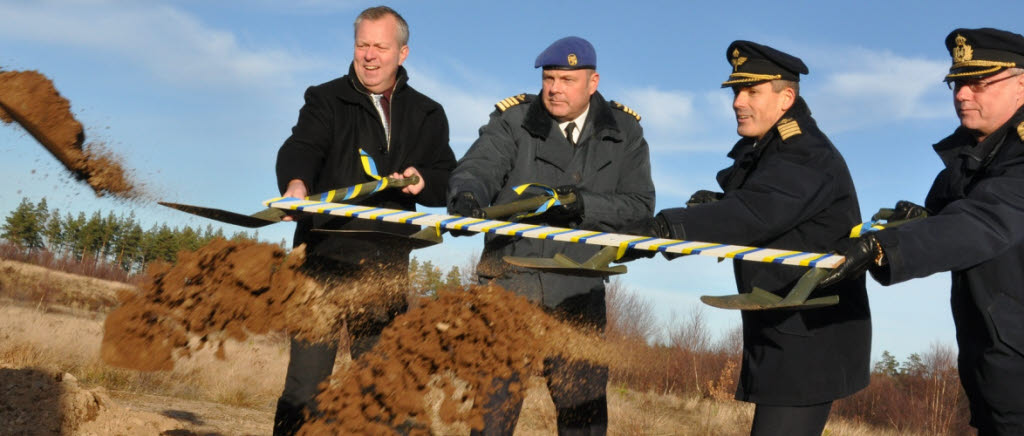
[[471, 356, 609, 436], [273, 255, 407, 436], [749, 402, 833, 436]]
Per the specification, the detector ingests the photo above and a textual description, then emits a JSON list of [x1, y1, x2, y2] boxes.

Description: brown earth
[[100, 239, 414, 372], [99, 238, 618, 434], [303, 283, 607, 435], [0, 365, 183, 435], [0, 69, 141, 198]]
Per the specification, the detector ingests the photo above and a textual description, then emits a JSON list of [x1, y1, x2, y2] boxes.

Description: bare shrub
[[605, 278, 657, 343], [0, 242, 132, 283], [834, 343, 970, 435]]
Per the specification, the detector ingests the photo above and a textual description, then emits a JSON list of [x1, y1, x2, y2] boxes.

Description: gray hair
[[353, 6, 409, 47], [771, 79, 800, 97], [1007, 67, 1024, 77]]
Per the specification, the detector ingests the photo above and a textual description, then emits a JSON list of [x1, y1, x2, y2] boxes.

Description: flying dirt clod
[[0, 69, 140, 198]]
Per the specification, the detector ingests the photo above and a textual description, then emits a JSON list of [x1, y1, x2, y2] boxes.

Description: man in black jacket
[[625, 41, 870, 436], [824, 28, 1024, 435], [272, 6, 456, 435], [448, 36, 654, 435]]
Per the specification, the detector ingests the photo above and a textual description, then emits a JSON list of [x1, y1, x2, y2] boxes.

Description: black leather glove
[[447, 191, 482, 237], [872, 200, 930, 222], [542, 185, 585, 225], [819, 233, 884, 288], [615, 216, 671, 263], [686, 190, 724, 207]]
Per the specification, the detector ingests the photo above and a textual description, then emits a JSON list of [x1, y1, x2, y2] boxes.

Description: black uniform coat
[[277, 64, 456, 265], [659, 97, 871, 405], [871, 106, 1024, 433], [448, 91, 654, 327]]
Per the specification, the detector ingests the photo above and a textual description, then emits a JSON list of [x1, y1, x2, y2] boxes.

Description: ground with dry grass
[[0, 257, 935, 435]]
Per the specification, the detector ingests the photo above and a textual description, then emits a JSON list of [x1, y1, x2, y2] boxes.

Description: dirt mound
[[0, 69, 141, 198], [0, 366, 180, 435], [302, 284, 606, 435], [101, 238, 408, 371], [100, 239, 619, 433]]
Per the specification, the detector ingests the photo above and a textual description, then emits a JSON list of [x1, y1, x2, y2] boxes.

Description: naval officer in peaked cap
[[825, 27, 1024, 435], [621, 40, 870, 436]]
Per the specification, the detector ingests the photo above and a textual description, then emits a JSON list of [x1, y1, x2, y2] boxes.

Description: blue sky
[[2, 0, 1021, 362]]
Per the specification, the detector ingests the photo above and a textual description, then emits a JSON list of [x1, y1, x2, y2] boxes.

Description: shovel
[[159, 175, 419, 228], [698, 209, 922, 311]]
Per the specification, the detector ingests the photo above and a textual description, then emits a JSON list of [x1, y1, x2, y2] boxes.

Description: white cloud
[[403, 66, 498, 156], [805, 47, 950, 132], [0, 1, 324, 89], [620, 87, 697, 132]]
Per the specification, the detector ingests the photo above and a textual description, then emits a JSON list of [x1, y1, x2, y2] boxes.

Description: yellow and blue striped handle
[[262, 197, 845, 269]]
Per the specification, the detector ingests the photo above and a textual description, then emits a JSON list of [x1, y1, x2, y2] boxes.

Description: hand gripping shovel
[[159, 176, 419, 228], [699, 210, 920, 311]]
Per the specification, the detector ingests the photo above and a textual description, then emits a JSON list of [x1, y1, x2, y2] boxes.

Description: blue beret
[[945, 28, 1024, 81], [535, 36, 596, 70], [722, 40, 808, 88]]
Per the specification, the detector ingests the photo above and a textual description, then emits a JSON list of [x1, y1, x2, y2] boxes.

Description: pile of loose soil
[[302, 284, 608, 435], [0, 365, 180, 435], [101, 238, 621, 434], [0, 69, 141, 198], [101, 239, 408, 371]]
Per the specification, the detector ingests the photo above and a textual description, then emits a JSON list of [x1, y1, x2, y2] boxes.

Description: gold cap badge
[[953, 34, 974, 63], [731, 48, 747, 72], [568, 53, 578, 66]]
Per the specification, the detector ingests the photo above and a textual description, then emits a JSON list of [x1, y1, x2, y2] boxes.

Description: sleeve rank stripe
[[262, 198, 845, 269]]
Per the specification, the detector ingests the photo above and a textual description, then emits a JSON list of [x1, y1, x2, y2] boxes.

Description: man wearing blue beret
[[448, 36, 655, 435], [621, 40, 870, 435], [825, 27, 1024, 435]]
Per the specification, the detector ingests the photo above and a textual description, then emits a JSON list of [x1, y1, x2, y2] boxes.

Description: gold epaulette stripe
[[1017, 121, 1024, 142], [610, 100, 641, 121], [777, 118, 802, 141], [495, 94, 527, 112]]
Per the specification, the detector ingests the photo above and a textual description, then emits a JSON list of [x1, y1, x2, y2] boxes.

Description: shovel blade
[[700, 268, 839, 311], [311, 228, 440, 250], [503, 252, 627, 277], [159, 202, 284, 228]]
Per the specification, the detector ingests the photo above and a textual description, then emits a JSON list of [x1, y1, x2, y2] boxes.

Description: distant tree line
[[0, 197, 264, 274]]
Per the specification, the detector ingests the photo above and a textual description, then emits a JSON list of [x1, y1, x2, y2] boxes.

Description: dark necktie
[[565, 122, 577, 146]]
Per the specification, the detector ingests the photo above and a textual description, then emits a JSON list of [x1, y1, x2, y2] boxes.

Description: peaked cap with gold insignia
[[535, 36, 597, 70], [944, 28, 1024, 81], [721, 40, 808, 88]]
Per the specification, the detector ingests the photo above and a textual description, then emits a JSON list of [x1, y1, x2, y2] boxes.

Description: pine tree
[[1, 198, 45, 250], [43, 208, 63, 254], [444, 265, 462, 289], [874, 350, 900, 377]]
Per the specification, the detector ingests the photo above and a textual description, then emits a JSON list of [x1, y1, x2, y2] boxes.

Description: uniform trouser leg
[[749, 401, 832, 436], [545, 356, 608, 436], [469, 372, 525, 436], [273, 313, 396, 436], [274, 338, 339, 436]]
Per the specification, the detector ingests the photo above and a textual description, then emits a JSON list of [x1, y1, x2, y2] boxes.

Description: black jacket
[[659, 97, 870, 405], [448, 92, 654, 327], [871, 106, 1024, 432], [277, 64, 456, 264]]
